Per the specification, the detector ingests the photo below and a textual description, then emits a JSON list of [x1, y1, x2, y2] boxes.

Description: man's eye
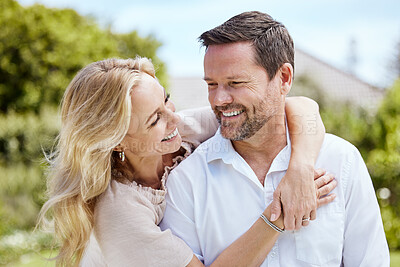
[[165, 93, 170, 103], [231, 81, 244, 85]]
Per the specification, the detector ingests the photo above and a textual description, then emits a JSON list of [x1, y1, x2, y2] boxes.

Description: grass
[[9, 250, 400, 266], [391, 250, 400, 267], [11, 250, 55, 267]]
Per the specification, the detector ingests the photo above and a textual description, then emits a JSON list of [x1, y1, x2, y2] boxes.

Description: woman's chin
[[162, 134, 182, 154]]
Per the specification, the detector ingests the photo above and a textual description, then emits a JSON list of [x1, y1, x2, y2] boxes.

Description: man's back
[[160, 131, 389, 266]]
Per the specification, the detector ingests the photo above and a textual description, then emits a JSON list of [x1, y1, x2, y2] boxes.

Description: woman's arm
[[270, 96, 325, 231], [177, 106, 219, 147], [187, 170, 336, 267], [187, 205, 281, 267], [93, 183, 194, 267]]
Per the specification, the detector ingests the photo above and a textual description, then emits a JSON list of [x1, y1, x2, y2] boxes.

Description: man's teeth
[[222, 110, 244, 117], [162, 128, 178, 141]]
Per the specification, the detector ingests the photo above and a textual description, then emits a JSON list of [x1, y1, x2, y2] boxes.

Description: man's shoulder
[[322, 133, 358, 154], [318, 133, 362, 165], [169, 133, 223, 180], [179, 133, 223, 165]]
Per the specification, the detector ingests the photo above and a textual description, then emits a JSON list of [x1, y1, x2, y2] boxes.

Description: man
[[160, 11, 389, 266]]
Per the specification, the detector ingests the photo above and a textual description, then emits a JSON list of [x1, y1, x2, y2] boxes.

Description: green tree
[[292, 73, 400, 249], [367, 79, 400, 249], [0, 1, 168, 263], [0, 0, 166, 113]]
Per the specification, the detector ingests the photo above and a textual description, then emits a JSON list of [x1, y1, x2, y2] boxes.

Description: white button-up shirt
[[160, 129, 389, 266]]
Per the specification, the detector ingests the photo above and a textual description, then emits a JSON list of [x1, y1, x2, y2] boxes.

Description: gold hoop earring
[[119, 151, 125, 162]]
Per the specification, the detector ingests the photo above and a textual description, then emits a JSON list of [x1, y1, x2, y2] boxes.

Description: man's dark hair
[[199, 11, 294, 80]]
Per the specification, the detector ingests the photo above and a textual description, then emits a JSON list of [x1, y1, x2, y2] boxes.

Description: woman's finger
[[315, 173, 335, 189], [301, 217, 310, 227], [317, 193, 336, 208], [318, 179, 337, 197], [310, 209, 316, 221], [314, 168, 326, 180]]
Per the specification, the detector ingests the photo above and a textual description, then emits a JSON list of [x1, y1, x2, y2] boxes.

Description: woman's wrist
[[263, 207, 284, 230], [287, 150, 315, 179], [289, 147, 316, 168]]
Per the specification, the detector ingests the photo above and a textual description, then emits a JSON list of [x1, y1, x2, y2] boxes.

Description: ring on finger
[[302, 217, 310, 222]]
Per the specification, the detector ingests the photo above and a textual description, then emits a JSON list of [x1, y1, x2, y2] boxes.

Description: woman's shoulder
[[95, 179, 166, 226]]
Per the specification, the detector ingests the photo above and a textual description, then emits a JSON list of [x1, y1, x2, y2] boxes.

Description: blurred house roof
[[168, 49, 385, 111], [294, 49, 385, 110]]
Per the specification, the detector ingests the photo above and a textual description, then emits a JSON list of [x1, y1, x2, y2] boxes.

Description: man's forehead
[[205, 41, 254, 56], [204, 44, 259, 80], [204, 72, 251, 81]]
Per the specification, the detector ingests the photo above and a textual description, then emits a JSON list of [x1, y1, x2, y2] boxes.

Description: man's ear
[[279, 63, 293, 96]]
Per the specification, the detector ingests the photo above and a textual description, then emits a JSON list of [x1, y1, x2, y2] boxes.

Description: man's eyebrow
[[203, 76, 247, 81], [227, 75, 247, 80], [145, 108, 161, 125]]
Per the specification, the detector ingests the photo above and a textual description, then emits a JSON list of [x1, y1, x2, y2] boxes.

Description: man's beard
[[214, 101, 271, 141]]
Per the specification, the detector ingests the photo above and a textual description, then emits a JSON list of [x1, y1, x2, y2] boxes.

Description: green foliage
[[291, 75, 329, 108], [0, 1, 168, 263], [321, 105, 376, 158], [0, 230, 54, 265], [366, 80, 400, 247], [0, 107, 59, 236], [293, 75, 400, 250], [391, 250, 400, 267], [0, 0, 166, 113], [115, 31, 168, 86]]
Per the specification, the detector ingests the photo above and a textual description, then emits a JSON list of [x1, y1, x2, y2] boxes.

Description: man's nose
[[210, 86, 233, 107]]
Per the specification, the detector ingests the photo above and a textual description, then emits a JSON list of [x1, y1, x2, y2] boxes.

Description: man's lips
[[221, 110, 244, 118]]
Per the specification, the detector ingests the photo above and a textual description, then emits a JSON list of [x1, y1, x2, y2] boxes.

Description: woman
[[38, 57, 336, 266]]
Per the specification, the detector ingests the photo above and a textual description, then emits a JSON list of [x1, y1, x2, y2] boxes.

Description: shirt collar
[[206, 120, 292, 174], [206, 128, 237, 165]]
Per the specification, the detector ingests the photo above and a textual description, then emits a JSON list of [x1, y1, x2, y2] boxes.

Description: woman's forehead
[[130, 74, 164, 115]]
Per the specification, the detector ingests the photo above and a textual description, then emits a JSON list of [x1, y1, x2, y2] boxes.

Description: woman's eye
[[150, 113, 161, 127], [165, 93, 170, 103]]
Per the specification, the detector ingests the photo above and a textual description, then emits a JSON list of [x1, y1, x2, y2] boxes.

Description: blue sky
[[18, 0, 400, 88]]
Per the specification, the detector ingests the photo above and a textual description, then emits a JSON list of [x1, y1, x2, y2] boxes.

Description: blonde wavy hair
[[37, 57, 156, 266]]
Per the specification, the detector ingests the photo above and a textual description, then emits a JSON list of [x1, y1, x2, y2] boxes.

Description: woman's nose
[[166, 105, 180, 126], [166, 98, 176, 113]]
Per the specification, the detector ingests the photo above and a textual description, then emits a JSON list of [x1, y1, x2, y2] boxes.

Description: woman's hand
[[301, 168, 337, 226], [314, 169, 337, 208], [267, 169, 336, 230]]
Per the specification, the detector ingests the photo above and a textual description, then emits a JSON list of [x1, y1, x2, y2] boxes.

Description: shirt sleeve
[[177, 106, 219, 148], [93, 187, 194, 267], [80, 233, 107, 267], [160, 168, 204, 262], [342, 147, 390, 266]]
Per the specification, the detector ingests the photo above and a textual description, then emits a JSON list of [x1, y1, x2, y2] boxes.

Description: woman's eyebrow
[[145, 108, 161, 125]]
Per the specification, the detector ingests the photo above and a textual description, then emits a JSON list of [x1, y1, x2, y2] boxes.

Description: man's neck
[[232, 115, 287, 185]]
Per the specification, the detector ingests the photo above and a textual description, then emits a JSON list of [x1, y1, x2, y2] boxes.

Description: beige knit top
[[80, 106, 218, 267]]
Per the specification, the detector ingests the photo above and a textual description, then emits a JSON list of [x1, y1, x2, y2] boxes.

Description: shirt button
[[271, 252, 276, 257]]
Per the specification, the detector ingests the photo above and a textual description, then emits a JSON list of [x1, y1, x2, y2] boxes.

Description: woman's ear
[[114, 144, 124, 152], [280, 63, 293, 96]]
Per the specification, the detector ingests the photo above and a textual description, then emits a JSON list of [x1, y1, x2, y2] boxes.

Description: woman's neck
[[123, 152, 165, 189], [117, 147, 185, 189]]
